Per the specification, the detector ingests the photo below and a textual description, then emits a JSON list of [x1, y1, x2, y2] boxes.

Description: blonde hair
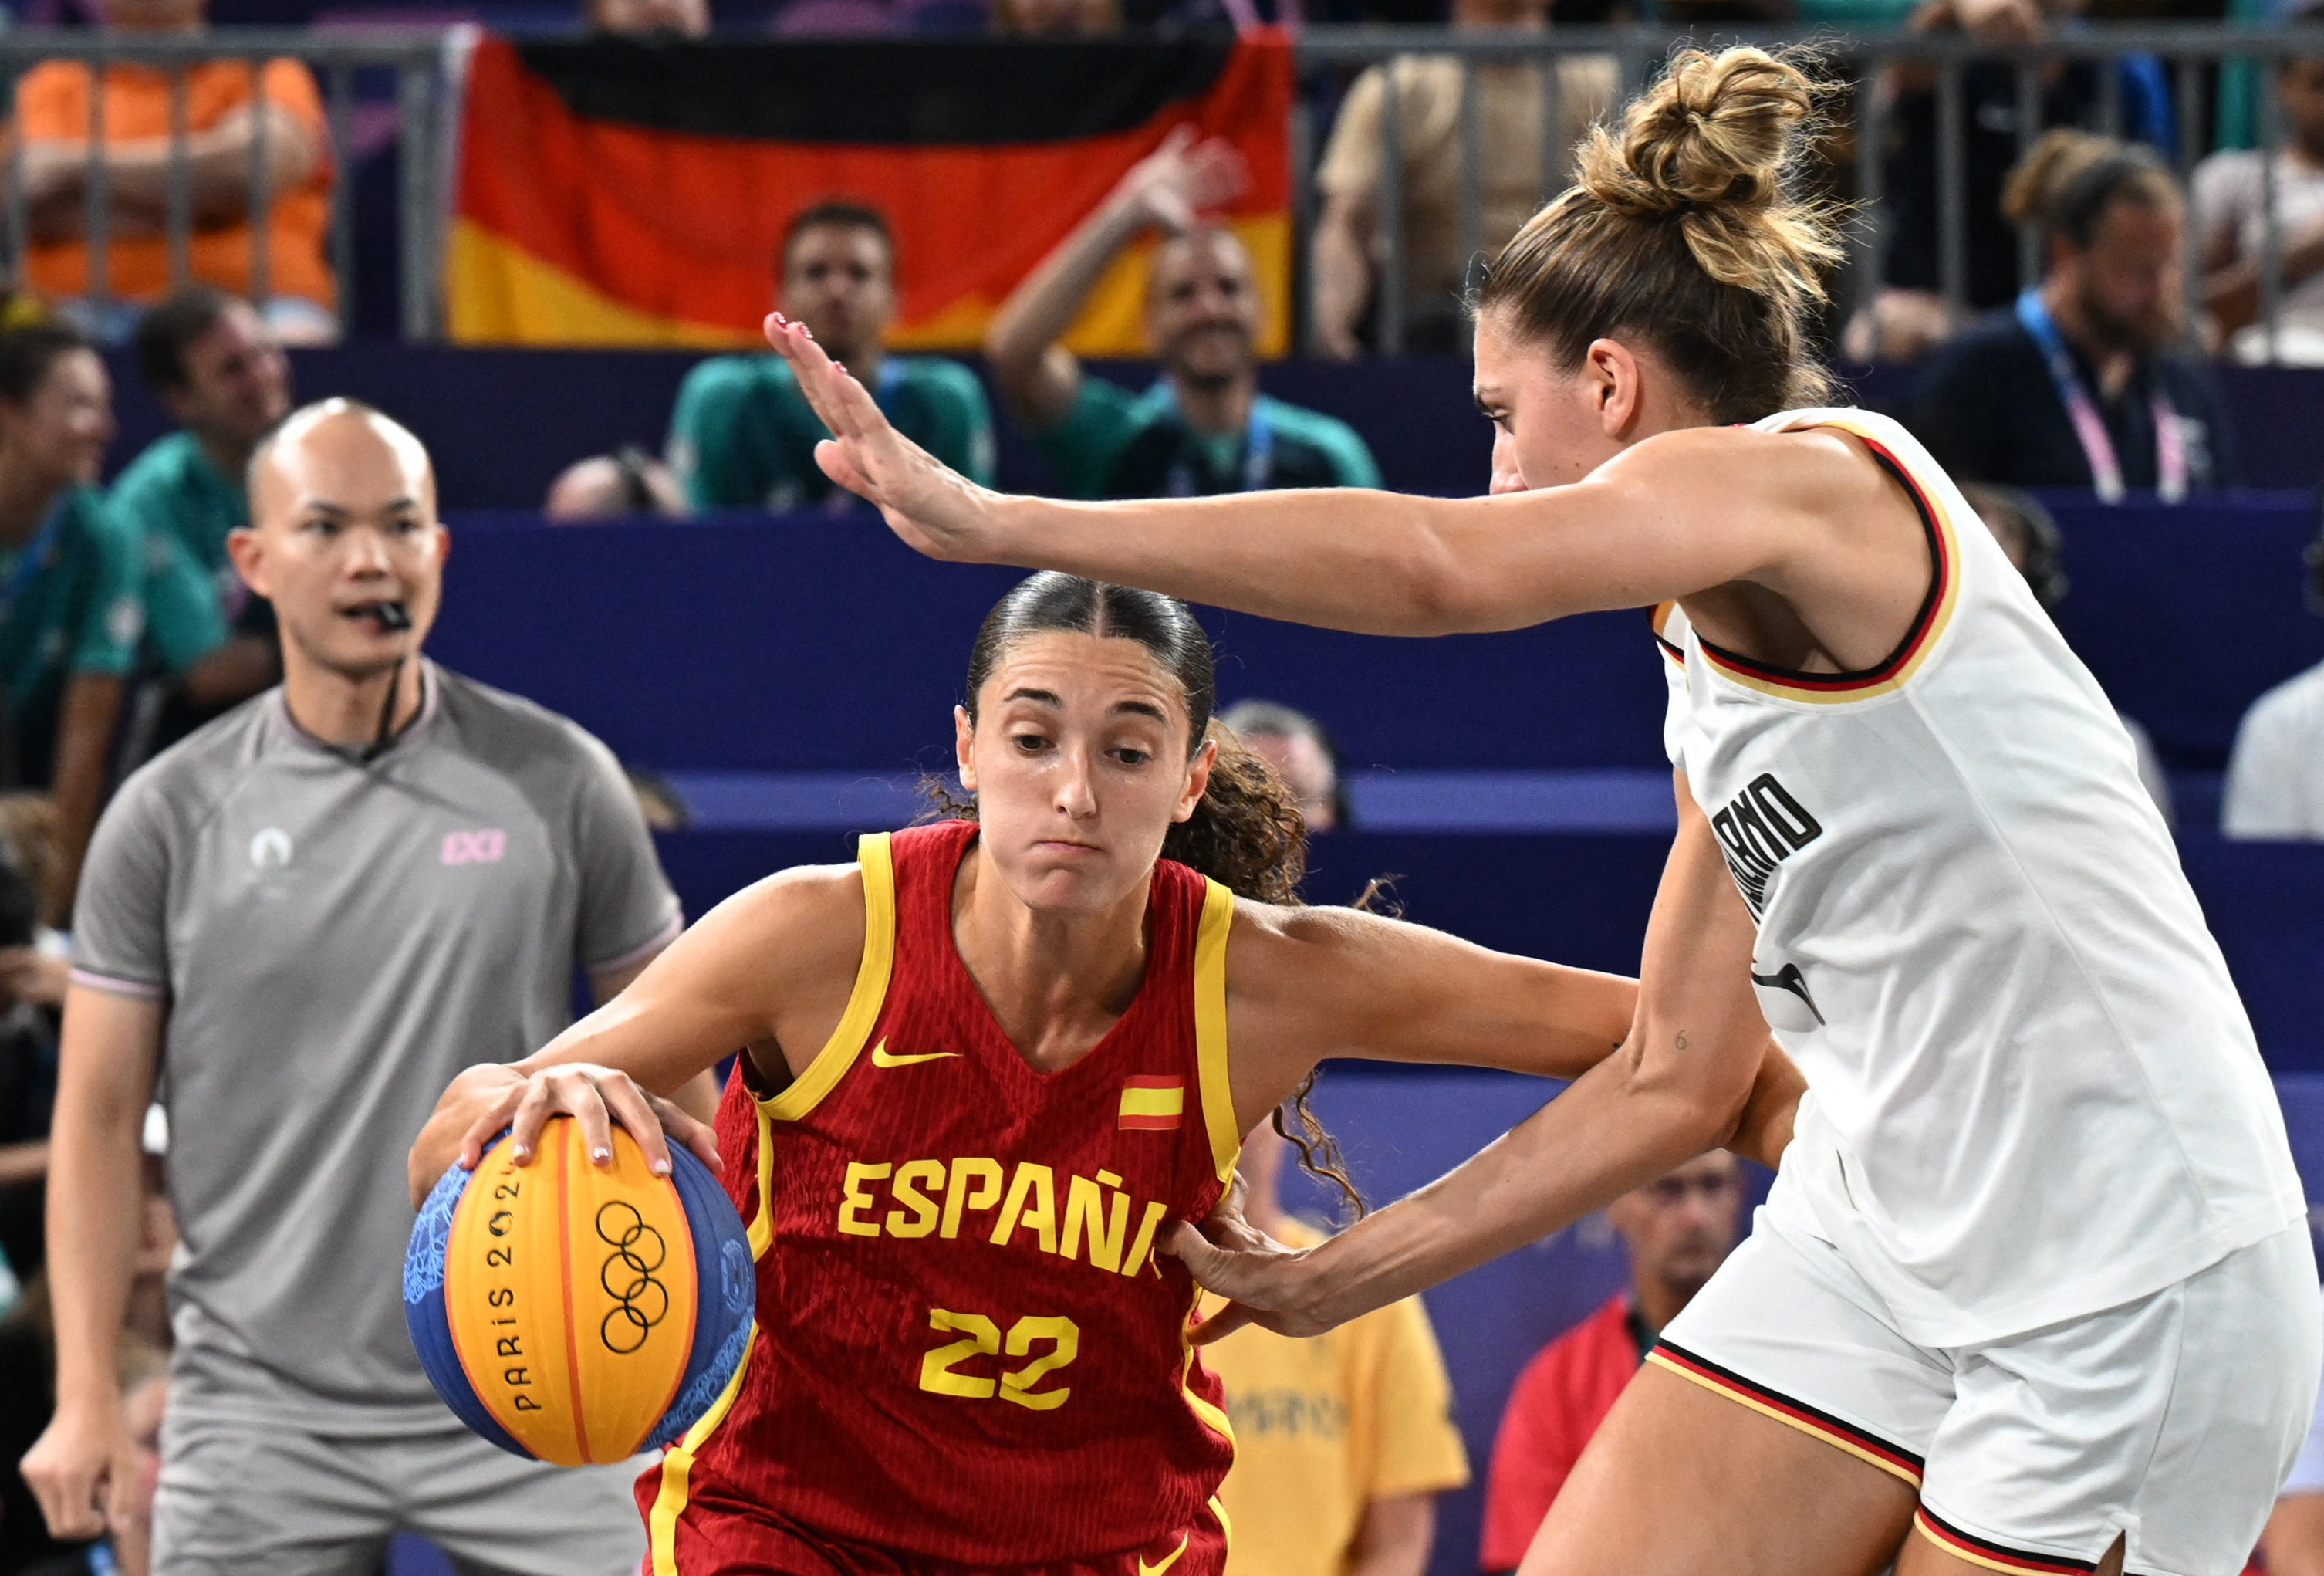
[[1474, 46, 1843, 421]]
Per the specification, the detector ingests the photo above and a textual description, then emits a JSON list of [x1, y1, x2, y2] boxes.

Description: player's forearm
[[1284, 1041, 1749, 1329], [49, 676, 123, 927], [978, 486, 1577, 636]]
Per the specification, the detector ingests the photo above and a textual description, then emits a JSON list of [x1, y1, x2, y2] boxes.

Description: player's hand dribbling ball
[[404, 1115, 754, 1465]]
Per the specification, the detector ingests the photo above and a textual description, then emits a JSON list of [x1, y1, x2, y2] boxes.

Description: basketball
[[403, 1117, 755, 1466]]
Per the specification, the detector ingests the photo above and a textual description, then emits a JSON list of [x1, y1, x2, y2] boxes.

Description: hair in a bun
[[1475, 46, 1842, 421]]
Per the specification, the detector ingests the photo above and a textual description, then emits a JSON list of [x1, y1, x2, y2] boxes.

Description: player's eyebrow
[[1002, 688, 1062, 707], [1113, 700, 1170, 724]]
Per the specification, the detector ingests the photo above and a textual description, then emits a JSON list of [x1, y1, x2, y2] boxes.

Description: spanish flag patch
[[1118, 1076, 1185, 1131]]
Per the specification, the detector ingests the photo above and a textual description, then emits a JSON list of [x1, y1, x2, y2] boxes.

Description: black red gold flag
[[447, 32, 1293, 353]]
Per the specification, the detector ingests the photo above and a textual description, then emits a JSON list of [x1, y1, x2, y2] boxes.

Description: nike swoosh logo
[[1750, 962, 1826, 1026], [868, 1040, 961, 1068], [1138, 1537, 1191, 1576]]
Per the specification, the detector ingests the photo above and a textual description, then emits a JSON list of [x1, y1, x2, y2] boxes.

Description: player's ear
[[1173, 736, 1218, 824], [225, 526, 269, 600], [1586, 338, 1645, 439], [954, 705, 978, 794]]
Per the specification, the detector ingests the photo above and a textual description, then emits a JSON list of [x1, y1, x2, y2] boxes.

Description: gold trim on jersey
[[1692, 417, 1964, 706], [647, 1323, 759, 1576], [1180, 1341, 1236, 1449], [759, 832, 897, 1123], [1191, 879, 1238, 1185], [746, 1101, 776, 1260]]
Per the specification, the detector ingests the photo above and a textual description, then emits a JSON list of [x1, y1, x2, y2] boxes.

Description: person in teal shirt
[[667, 202, 995, 513], [984, 132, 1380, 500], [113, 288, 288, 746], [0, 326, 147, 920]]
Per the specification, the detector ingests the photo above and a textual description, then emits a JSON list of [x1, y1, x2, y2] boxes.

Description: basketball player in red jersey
[[409, 573, 1800, 1576]]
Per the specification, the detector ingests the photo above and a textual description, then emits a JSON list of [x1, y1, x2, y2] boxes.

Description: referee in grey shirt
[[22, 399, 704, 1574]]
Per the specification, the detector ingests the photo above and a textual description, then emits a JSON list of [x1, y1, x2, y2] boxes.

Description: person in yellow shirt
[[11, 0, 336, 343], [1204, 1118, 1470, 1576]]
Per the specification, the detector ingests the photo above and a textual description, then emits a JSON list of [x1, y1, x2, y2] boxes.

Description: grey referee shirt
[[71, 662, 682, 1434]]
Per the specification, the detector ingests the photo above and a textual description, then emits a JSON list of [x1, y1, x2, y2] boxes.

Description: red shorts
[[647, 1492, 1228, 1576]]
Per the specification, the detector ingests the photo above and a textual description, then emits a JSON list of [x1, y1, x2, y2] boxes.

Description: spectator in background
[[0, 795, 67, 1288], [0, 328, 143, 926], [1222, 698, 1346, 830], [2195, 25, 2324, 365], [2222, 516, 2324, 837], [1905, 130, 2234, 498], [986, 130, 1380, 498], [1308, 0, 1614, 359], [113, 288, 285, 753], [11, 0, 336, 344], [1204, 1118, 1468, 1576], [543, 446, 687, 520], [1478, 1152, 1741, 1573], [1846, 0, 2174, 363], [1962, 482, 2174, 821], [667, 201, 994, 512], [585, 0, 711, 34]]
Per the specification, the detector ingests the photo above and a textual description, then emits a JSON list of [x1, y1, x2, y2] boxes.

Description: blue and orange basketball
[[403, 1117, 753, 1466]]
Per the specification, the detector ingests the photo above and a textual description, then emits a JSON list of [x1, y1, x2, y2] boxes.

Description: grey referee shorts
[[154, 1409, 647, 1576]]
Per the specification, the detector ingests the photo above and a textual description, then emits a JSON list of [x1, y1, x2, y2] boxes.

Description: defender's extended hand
[[763, 313, 1000, 563], [1160, 1175, 1333, 1343]]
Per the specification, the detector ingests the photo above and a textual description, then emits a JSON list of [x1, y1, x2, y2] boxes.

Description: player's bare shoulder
[[1219, 898, 1385, 1016], [694, 861, 870, 996]]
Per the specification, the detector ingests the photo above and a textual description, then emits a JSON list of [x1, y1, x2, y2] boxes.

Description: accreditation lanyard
[[2015, 289, 2185, 505], [0, 495, 69, 627], [1152, 383, 1274, 496]]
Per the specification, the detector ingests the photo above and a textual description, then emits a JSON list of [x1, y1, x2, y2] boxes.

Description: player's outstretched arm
[[1171, 775, 1772, 1338], [1221, 899, 1800, 1172], [404, 862, 870, 1206], [765, 315, 1850, 638]]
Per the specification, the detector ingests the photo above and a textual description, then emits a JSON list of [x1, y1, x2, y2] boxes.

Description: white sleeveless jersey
[[1657, 408, 2302, 1347]]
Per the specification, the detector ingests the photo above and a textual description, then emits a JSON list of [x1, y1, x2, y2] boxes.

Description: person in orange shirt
[[12, 0, 336, 343]]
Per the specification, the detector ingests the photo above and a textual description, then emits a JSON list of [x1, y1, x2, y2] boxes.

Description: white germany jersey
[[1657, 408, 2303, 1347]]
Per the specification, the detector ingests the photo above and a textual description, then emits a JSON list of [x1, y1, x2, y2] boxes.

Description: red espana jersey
[[642, 821, 1241, 1570]]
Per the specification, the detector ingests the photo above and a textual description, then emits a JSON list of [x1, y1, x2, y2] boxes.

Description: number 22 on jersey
[[919, 1309, 1081, 1410]]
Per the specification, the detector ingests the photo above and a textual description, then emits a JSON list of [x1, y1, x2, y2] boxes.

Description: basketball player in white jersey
[[758, 45, 2316, 1576]]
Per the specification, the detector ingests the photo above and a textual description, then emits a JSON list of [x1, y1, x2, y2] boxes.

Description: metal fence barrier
[[1, 24, 2316, 353], [0, 26, 461, 341], [1295, 22, 2324, 360]]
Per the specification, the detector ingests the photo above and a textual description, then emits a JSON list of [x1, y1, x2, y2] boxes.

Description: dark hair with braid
[[932, 572, 1365, 1218]]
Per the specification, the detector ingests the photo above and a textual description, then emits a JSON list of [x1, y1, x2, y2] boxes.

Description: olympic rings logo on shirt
[[595, 1201, 669, 1354]]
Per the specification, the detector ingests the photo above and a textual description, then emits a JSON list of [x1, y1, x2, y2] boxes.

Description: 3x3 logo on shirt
[[441, 830, 507, 867], [246, 827, 508, 871]]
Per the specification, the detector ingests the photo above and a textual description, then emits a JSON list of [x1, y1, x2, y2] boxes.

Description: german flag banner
[[445, 32, 1293, 353]]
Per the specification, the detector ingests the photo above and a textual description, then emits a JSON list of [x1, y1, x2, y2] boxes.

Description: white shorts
[[1655, 1212, 2321, 1576], [2279, 1314, 2324, 1497]]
